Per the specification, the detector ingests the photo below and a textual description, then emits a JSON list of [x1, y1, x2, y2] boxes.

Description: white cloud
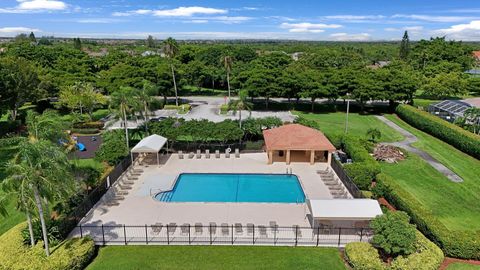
[[329, 33, 371, 41], [280, 22, 342, 33], [0, 26, 40, 34], [185, 20, 209, 24], [323, 15, 386, 23], [112, 6, 227, 17], [434, 20, 480, 40], [75, 18, 123, 24], [384, 26, 424, 32], [211, 16, 252, 24], [0, 0, 66, 13], [392, 14, 474, 23]]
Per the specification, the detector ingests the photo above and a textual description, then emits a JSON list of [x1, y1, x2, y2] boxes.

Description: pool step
[[156, 191, 173, 202]]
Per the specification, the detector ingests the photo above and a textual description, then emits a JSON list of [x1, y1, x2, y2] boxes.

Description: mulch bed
[[69, 135, 102, 159], [377, 197, 397, 212]]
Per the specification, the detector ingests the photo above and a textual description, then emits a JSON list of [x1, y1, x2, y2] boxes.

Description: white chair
[[235, 148, 240, 158], [196, 150, 201, 159], [215, 150, 220, 158], [205, 149, 210, 159], [178, 151, 184, 159], [225, 149, 230, 158]]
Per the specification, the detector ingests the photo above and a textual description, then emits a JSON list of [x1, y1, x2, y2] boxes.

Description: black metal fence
[[74, 224, 372, 247], [63, 157, 132, 232], [171, 141, 247, 152], [330, 158, 363, 198]]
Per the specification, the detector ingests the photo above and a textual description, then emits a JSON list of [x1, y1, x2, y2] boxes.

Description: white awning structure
[[130, 134, 168, 166], [308, 199, 382, 221]]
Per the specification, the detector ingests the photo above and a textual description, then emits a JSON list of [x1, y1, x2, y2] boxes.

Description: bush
[[21, 219, 62, 247], [375, 173, 480, 260], [220, 104, 229, 114], [164, 104, 191, 114], [345, 242, 385, 270], [396, 104, 480, 159], [391, 231, 444, 270], [344, 161, 380, 190], [71, 128, 100, 134], [242, 117, 283, 140], [294, 115, 319, 129], [95, 130, 128, 165], [73, 121, 104, 129], [91, 109, 110, 121], [149, 99, 164, 111], [0, 120, 21, 137], [0, 223, 95, 270], [370, 211, 417, 257]]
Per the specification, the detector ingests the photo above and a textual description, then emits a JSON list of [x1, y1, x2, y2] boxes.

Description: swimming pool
[[154, 173, 305, 203]]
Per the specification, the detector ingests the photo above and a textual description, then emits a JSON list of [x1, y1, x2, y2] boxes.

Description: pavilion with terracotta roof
[[262, 124, 336, 165]]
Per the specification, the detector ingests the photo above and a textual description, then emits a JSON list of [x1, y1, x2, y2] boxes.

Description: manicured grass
[[381, 114, 480, 231], [70, 158, 103, 171], [86, 246, 346, 270], [293, 111, 404, 142], [446, 263, 480, 270]]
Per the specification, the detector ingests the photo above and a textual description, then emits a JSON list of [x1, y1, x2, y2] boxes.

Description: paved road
[[107, 96, 297, 129], [376, 115, 463, 183]]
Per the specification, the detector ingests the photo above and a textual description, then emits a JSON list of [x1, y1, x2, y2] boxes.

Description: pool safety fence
[[74, 224, 373, 247]]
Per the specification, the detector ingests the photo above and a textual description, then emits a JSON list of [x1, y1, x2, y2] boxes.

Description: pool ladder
[[286, 167, 293, 174]]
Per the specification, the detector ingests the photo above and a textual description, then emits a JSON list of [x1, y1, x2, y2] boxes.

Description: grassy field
[[447, 263, 480, 270], [86, 246, 346, 270], [381, 114, 480, 231], [293, 111, 404, 142]]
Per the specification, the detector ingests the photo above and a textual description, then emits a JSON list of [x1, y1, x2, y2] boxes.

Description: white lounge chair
[[188, 152, 194, 159], [259, 226, 267, 237], [235, 148, 240, 158], [180, 223, 190, 235], [247, 223, 254, 236], [235, 223, 242, 235], [225, 149, 230, 158], [221, 223, 229, 236], [215, 150, 220, 158], [151, 223, 163, 235], [196, 150, 201, 159], [195, 223, 203, 235], [205, 149, 210, 159], [178, 151, 184, 159], [209, 222, 217, 234]]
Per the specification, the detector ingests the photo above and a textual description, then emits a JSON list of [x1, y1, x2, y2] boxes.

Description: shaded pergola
[[262, 124, 336, 165], [130, 134, 168, 166]]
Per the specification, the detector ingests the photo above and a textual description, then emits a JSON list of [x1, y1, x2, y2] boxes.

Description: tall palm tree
[[137, 81, 156, 134], [223, 55, 233, 101], [228, 90, 253, 129], [110, 87, 140, 151], [7, 140, 74, 256], [163, 37, 180, 106]]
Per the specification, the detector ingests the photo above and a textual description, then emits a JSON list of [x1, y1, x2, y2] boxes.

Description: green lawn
[[86, 246, 346, 270], [447, 263, 480, 270], [381, 114, 480, 231], [293, 111, 404, 142]]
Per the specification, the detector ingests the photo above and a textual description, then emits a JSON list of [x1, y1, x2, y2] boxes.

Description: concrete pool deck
[[77, 153, 343, 229]]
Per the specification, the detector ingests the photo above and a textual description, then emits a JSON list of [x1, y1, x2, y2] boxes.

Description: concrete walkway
[[375, 115, 463, 183]]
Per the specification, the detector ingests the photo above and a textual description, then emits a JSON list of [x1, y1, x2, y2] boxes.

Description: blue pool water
[[154, 173, 305, 203]]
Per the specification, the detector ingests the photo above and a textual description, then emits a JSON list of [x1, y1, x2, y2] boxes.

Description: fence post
[[231, 225, 234, 245], [101, 224, 105, 246], [209, 224, 212, 245], [188, 224, 191, 244], [79, 225, 83, 238], [360, 228, 364, 242], [274, 227, 276, 246], [316, 227, 320, 247], [145, 225, 148, 244], [123, 225, 127, 245], [295, 226, 298, 246], [252, 224, 255, 245], [167, 224, 170, 245], [337, 228, 342, 247]]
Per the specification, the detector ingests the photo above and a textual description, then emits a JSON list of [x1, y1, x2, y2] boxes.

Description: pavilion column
[[286, 150, 291, 165], [268, 150, 273, 164], [327, 151, 332, 165], [157, 152, 160, 166], [310, 150, 315, 165]]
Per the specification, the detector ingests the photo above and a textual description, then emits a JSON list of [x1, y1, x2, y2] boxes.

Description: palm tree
[[464, 107, 480, 134], [366, 128, 382, 142], [7, 140, 74, 256], [228, 90, 253, 129], [110, 87, 140, 151], [223, 55, 233, 101], [163, 37, 180, 106], [137, 81, 156, 134]]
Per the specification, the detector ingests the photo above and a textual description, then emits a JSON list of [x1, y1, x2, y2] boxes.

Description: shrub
[[73, 121, 104, 129], [220, 104, 229, 114], [0, 223, 95, 270], [164, 104, 191, 114], [91, 109, 110, 121], [71, 128, 100, 134], [0, 120, 21, 136], [242, 117, 282, 140], [345, 242, 385, 270], [370, 211, 417, 257], [294, 115, 319, 129], [95, 130, 128, 165], [21, 219, 62, 247], [344, 162, 379, 190], [375, 173, 480, 260], [391, 231, 444, 270], [396, 104, 480, 159]]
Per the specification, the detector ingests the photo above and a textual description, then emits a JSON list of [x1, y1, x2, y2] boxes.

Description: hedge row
[[0, 223, 95, 270], [396, 104, 480, 159], [345, 231, 444, 270], [342, 136, 380, 190], [375, 173, 480, 260]]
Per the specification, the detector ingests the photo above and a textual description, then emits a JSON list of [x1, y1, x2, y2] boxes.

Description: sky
[[1, 0, 480, 41]]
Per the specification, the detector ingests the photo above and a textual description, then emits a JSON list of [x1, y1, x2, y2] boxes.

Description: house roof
[[131, 134, 167, 153], [308, 199, 383, 220], [262, 124, 336, 151], [473, 51, 480, 60]]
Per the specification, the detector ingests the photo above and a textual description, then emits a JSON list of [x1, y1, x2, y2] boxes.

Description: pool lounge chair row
[[150, 221, 288, 237], [178, 149, 240, 159]]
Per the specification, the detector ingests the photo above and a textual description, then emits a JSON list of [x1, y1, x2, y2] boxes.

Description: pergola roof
[[308, 199, 382, 220], [131, 134, 167, 153], [262, 124, 335, 151]]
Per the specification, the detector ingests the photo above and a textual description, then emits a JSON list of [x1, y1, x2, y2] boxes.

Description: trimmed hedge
[[73, 121, 104, 129], [396, 104, 480, 159], [345, 242, 385, 270], [342, 135, 380, 190], [0, 223, 95, 270], [375, 173, 480, 260], [164, 104, 192, 114], [390, 231, 444, 270]]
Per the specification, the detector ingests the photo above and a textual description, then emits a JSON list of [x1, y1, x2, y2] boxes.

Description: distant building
[[428, 98, 480, 122], [473, 51, 480, 62], [0, 47, 6, 54], [82, 47, 108, 57], [367, 61, 390, 69], [291, 52, 304, 61]]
